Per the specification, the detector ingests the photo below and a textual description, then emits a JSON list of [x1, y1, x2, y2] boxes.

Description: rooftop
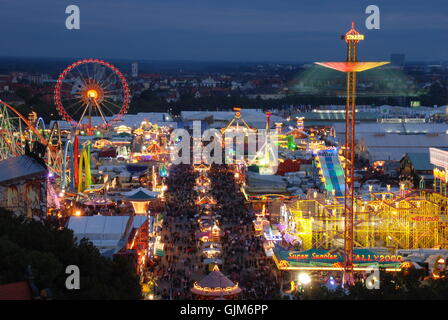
[[122, 187, 159, 201], [0, 155, 47, 184], [67, 215, 147, 256], [0, 281, 32, 300], [403, 152, 433, 171]]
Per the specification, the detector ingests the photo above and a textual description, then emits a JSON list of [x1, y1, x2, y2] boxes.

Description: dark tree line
[[299, 269, 448, 300], [6, 79, 448, 121], [0, 210, 141, 299]]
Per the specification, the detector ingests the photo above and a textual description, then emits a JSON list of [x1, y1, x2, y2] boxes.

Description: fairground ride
[[220, 108, 256, 135], [288, 188, 448, 252], [248, 112, 280, 175], [77, 142, 92, 193], [0, 100, 64, 176], [316, 22, 389, 286], [54, 59, 130, 133]]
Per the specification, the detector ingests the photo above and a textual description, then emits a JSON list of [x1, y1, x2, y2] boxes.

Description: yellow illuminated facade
[[288, 190, 448, 250]]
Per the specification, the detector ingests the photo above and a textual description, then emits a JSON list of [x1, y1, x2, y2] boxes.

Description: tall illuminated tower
[[316, 22, 389, 286]]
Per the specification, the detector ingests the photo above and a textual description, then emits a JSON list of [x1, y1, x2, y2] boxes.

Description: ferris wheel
[[54, 59, 130, 129]]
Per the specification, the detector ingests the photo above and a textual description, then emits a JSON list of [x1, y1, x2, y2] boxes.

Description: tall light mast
[[316, 22, 389, 286]]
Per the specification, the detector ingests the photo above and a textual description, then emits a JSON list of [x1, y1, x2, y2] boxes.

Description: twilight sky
[[1, 0, 447, 62]]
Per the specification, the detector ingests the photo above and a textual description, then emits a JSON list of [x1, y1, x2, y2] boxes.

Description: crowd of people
[[147, 164, 200, 299], [210, 164, 281, 299], [144, 163, 281, 300]]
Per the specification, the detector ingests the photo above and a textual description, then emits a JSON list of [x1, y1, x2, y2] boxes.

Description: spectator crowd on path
[[145, 163, 281, 300]]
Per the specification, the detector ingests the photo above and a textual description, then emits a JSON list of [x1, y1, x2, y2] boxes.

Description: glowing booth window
[[122, 187, 159, 215]]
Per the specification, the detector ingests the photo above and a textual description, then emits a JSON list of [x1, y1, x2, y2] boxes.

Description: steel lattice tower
[[316, 22, 389, 287]]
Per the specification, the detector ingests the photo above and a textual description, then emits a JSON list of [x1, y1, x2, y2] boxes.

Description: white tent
[[67, 215, 147, 257]]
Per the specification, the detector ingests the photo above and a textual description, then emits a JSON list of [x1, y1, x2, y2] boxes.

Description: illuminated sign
[[410, 215, 440, 222], [273, 247, 403, 270], [434, 168, 448, 182], [345, 34, 365, 41]]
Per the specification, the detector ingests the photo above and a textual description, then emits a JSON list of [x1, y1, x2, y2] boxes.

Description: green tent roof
[[123, 187, 159, 201]]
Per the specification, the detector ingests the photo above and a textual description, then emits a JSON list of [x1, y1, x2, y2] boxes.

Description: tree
[[0, 210, 141, 299], [300, 269, 448, 300], [421, 82, 448, 107]]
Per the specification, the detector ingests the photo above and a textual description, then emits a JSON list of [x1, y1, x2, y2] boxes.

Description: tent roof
[[122, 187, 159, 200], [347, 133, 448, 161], [67, 215, 147, 255], [0, 155, 47, 184], [181, 110, 284, 126], [49, 112, 176, 129], [0, 281, 33, 300], [333, 122, 448, 135], [403, 152, 432, 171], [197, 270, 236, 289]]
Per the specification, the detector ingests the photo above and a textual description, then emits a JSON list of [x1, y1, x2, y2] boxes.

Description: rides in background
[[0, 100, 64, 176], [0, 58, 131, 212], [77, 142, 92, 193], [60, 136, 92, 194]]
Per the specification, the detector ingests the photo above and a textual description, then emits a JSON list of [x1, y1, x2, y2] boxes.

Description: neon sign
[[434, 168, 448, 182], [274, 247, 403, 270], [345, 34, 364, 41], [410, 215, 440, 222]]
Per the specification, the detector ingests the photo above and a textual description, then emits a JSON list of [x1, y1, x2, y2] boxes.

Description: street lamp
[[297, 273, 311, 286]]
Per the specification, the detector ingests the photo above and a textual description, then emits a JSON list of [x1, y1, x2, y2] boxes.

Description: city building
[[131, 62, 139, 78], [399, 152, 433, 187]]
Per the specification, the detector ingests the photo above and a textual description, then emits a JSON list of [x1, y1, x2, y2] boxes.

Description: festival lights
[[297, 273, 311, 285]]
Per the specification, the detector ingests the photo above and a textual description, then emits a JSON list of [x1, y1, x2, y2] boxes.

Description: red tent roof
[[0, 281, 33, 300]]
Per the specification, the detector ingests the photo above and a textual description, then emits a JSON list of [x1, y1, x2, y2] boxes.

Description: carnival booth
[[201, 245, 222, 259], [122, 187, 159, 215]]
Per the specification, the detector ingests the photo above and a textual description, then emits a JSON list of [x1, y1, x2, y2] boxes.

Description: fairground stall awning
[[272, 245, 403, 271], [122, 187, 159, 201], [122, 187, 160, 214]]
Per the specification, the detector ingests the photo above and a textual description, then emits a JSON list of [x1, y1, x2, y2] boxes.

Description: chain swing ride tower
[[316, 22, 389, 286]]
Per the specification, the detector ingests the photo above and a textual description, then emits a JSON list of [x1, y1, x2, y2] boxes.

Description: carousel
[[191, 265, 242, 300]]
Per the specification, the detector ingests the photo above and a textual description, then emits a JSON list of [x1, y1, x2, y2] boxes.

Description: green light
[[287, 135, 296, 150]]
